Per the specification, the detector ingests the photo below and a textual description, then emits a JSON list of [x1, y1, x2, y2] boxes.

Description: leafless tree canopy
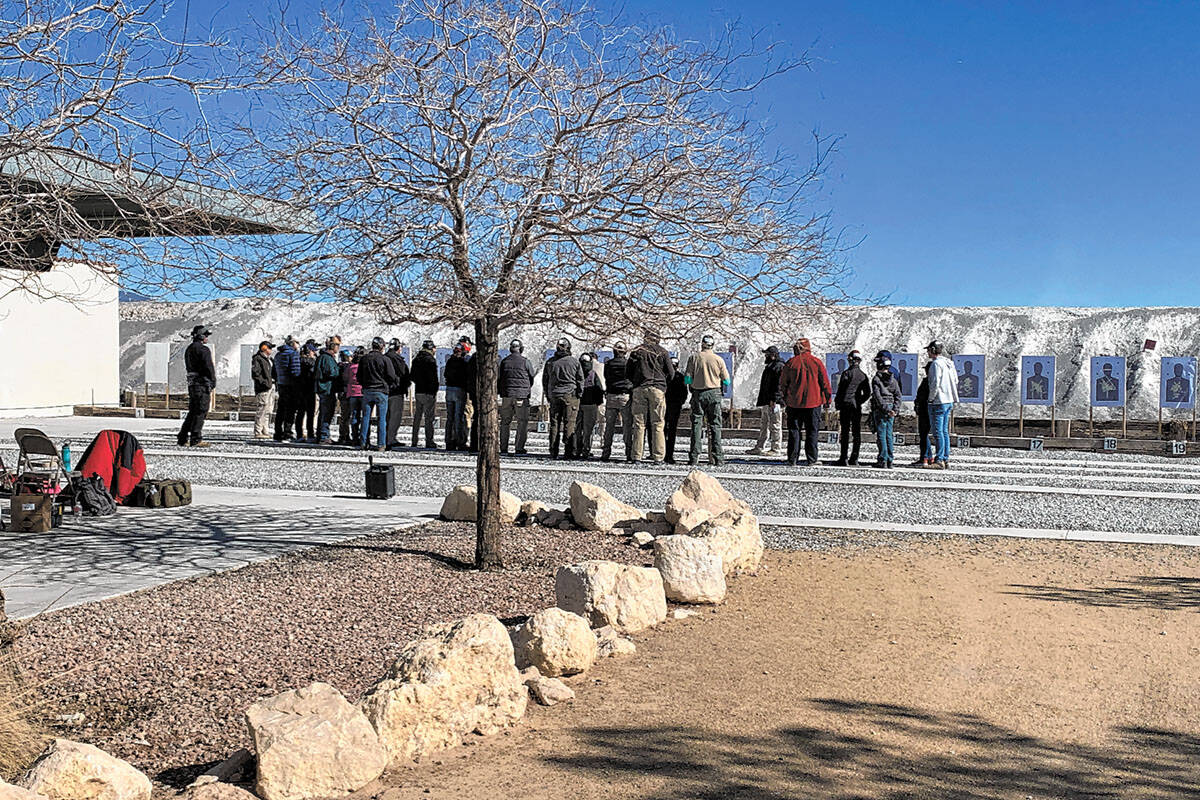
[[222, 0, 848, 340], [0, 0, 240, 296]]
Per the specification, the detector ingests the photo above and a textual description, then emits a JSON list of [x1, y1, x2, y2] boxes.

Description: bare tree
[[0, 0, 298, 300], [218, 0, 849, 569]]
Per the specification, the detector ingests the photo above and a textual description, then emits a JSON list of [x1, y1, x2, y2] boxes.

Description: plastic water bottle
[[61, 442, 71, 472], [73, 501, 82, 519]]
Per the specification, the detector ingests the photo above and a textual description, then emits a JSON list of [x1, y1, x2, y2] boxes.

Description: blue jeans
[[876, 416, 894, 463], [445, 387, 467, 448], [317, 392, 337, 441], [930, 402, 953, 463], [360, 391, 389, 449]]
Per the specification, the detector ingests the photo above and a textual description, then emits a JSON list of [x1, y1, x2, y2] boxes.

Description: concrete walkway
[[1, 485, 441, 619]]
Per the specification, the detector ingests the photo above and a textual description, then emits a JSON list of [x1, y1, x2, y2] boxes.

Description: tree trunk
[[474, 315, 504, 570]]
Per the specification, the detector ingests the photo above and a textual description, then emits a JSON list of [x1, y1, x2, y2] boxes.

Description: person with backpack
[[314, 338, 342, 445], [273, 335, 302, 442], [600, 341, 633, 462], [778, 338, 831, 467], [575, 352, 605, 459], [410, 339, 439, 449], [747, 346, 784, 457], [833, 349, 871, 466], [385, 339, 412, 449], [925, 339, 960, 469], [498, 339, 535, 454], [870, 350, 902, 469], [250, 340, 275, 441], [177, 324, 216, 448], [543, 338, 584, 459]]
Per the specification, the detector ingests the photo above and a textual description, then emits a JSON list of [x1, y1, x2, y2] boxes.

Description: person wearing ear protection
[[684, 334, 731, 466]]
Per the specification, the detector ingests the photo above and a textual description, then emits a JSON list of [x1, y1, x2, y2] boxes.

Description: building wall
[[0, 261, 119, 416]]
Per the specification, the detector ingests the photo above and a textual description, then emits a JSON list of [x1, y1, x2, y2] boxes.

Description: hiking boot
[[764, 448, 781, 456], [921, 460, 941, 469], [515, 448, 527, 455], [832, 459, 847, 466], [746, 446, 764, 456], [190, 441, 212, 448]]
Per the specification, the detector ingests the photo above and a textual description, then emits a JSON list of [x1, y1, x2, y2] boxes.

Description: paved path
[[1, 485, 440, 619]]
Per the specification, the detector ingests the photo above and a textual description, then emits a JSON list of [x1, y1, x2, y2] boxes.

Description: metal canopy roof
[[1, 149, 317, 268]]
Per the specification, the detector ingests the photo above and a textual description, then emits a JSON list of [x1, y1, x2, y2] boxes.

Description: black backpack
[[74, 475, 117, 517]]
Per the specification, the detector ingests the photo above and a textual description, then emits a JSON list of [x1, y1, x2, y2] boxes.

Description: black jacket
[[411, 349, 439, 394], [357, 350, 398, 393], [665, 371, 688, 407], [385, 350, 411, 396], [185, 341, 216, 390], [604, 355, 633, 395], [251, 351, 274, 394], [443, 354, 473, 391], [498, 353, 535, 399], [627, 343, 675, 390], [914, 376, 930, 412], [581, 366, 604, 405], [755, 359, 783, 407], [543, 352, 584, 398], [834, 365, 871, 410], [297, 354, 317, 393]]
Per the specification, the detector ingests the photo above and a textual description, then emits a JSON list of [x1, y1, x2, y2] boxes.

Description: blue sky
[[186, 0, 1200, 307]]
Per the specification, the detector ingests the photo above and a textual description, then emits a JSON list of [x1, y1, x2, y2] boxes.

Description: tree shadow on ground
[[545, 698, 1200, 799], [1004, 577, 1200, 610]]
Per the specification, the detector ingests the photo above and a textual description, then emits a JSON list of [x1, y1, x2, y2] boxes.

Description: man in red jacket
[[779, 338, 832, 466]]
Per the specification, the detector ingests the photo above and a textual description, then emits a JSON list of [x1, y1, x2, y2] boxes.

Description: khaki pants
[[386, 393, 407, 447], [630, 385, 666, 462], [576, 403, 601, 456], [755, 403, 782, 450], [412, 393, 436, 447], [500, 396, 531, 452], [601, 393, 632, 459], [253, 389, 274, 438]]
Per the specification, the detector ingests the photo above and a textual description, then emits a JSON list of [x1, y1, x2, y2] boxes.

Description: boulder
[[512, 608, 597, 677], [593, 626, 636, 658], [518, 500, 549, 524], [568, 482, 645, 532], [631, 531, 655, 548], [439, 485, 522, 523], [246, 682, 386, 800], [526, 677, 574, 706], [359, 614, 526, 765], [653, 535, 727, 604], [19, 739, 151, 800], [555, 561, 667, 634], [693, 508, 764, 576], [535, 508, 570, 528], [629, 518, 673, 538], [0, 781, 47, 800], [181, 785, 258, 800], [664, 471, 747, 534]]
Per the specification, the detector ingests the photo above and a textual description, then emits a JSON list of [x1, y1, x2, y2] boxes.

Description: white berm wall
[[0, 261, 119, 416]]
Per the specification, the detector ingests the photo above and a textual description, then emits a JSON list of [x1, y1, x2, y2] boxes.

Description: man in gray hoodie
[[542, 338, 584, 458], [498, 339, 536, 454]]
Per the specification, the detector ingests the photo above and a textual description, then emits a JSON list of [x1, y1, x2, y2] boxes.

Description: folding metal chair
[[13, 427, 65, 490]]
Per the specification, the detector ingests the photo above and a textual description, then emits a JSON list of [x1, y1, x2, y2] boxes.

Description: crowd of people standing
[[183, 324, 959, 469]]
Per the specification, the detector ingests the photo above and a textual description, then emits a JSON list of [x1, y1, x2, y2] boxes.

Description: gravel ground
[[127, 449, 1200, 536], [14, 520, 645, 790]]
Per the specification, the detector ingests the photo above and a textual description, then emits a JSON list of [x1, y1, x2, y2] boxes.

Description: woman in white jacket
[[924, 340, 959, 469]]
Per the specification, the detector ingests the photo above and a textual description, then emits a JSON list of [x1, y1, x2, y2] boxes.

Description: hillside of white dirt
[[119, 299, 1200, 420]]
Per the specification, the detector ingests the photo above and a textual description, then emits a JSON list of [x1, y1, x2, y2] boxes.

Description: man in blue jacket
[[273, 335, 302, 442]]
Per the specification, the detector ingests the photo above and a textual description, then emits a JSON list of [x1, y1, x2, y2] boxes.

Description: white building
[[0, 261, 119, 416]]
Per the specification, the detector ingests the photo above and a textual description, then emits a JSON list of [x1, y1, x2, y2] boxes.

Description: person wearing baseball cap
[[778, 338, 832, 467], [748, 345, 784, 456], [870, 350, 902, 468], [601, 341, 633, 462], [250, 339, 276, 440], [272, 335, 303, 442], [683, 334, 730, 466], [177, 324, 216, 447]]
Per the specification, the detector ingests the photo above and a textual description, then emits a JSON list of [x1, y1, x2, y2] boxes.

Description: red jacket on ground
[[780, 351, 832, 409]]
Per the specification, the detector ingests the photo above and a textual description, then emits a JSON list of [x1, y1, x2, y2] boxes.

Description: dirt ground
[[370, 537, 1200, 800]]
